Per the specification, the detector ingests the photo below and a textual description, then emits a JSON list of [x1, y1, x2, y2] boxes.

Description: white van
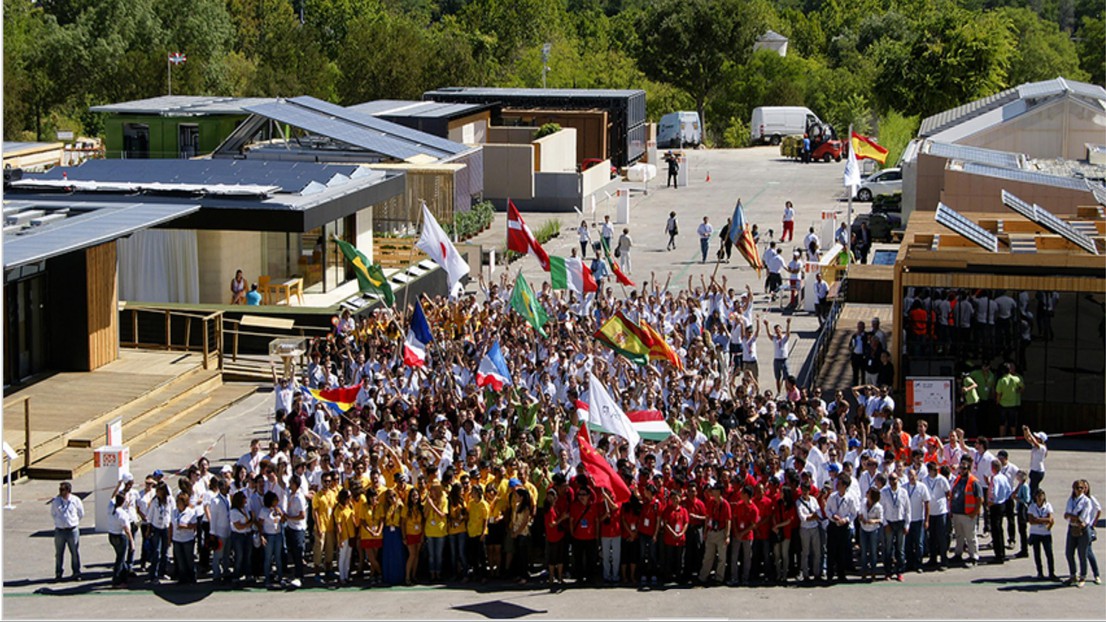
[[657, 111, 702, 148], [750, 106, 822, 145]]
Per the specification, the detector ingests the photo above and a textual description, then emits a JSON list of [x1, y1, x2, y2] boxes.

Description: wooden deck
[[816, 304, 894, 391]]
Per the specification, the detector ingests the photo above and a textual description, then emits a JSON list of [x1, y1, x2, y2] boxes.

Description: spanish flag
[[851, 132, 889, 164], [594, 311, 651, 365], [599, 237, 635, 287], [309, 382, 362, 412], [640, 320, 683, 371]]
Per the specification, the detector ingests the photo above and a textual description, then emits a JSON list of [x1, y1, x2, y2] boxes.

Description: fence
[[796, 275, 849, 390], [119, 307, 224, 371]]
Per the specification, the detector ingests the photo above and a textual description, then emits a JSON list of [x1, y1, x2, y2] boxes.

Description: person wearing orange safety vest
[[950, 456, 984, 566]]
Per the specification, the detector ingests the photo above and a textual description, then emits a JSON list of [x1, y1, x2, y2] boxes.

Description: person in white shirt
[[107, 493, 135, 587], [803, 226, 820, 261], [765, 318, 792, 394], [697, 216, 714, 263], [880, 473, 910, 580], [923, 462, 951, 568], [796, 486, 823, 582], [616, 228, 634, 274], [208, 479, 232, 583], [763, 242, 786, 298], [665, 211, 679, 251], [904, 468, 931, 572], [285, 476, 309, 587], [1027, 488, 1057, 579], [813, 273, 830, 324], [781, 201, 795, 242], [577, 220, 591, 257], [171, 492, 198, 584], [785, 252, 804, 308], [146, 483, 173, 582], [238, 439, 263, 476], [858, 488, 884, 581], [910, 419, 932, 452], [600, 215, 614, 252], [1063, 480, 1094, 586], [825, 475, 857, 582], [1023, 427, 1048, 496], [50, 481, 84, 582]]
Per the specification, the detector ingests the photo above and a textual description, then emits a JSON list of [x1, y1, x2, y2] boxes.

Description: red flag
[[576, 427, 630, 504], [507, 200, 550, 271], [309, 382, 362, 411], [736, 228, 762, 276]]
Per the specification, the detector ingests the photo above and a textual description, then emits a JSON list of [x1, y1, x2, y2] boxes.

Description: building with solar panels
[[1, 159, 419, 383], [887, 196, 1105, 433]]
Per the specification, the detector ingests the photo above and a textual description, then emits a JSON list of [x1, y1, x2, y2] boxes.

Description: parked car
[[751, 106, 823, 145], [855, 167, 902, 201], [657, 111, 702, 148], [851, 211, 902, 243], [581, 158, 618, 178]]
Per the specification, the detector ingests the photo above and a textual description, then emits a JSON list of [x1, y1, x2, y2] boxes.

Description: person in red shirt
[[770, 486, 798, 584], [660, 488, 689, 584], [753, 481, 777, 583], [730, 485, 760, 585], [543, 487, 568, 587], [620, 492, 642, 585], [569, 486, 602, 585], [637, 483, 662, 588], [599, 487, 622, 584], [682, 483, 708, 583], [698, 482, 731, 584]]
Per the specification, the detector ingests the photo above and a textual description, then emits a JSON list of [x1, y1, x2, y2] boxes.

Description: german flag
[[851, 132, 889, 164]]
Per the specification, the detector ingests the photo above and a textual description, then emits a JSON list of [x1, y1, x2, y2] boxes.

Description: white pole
[[167, 55, 172, 96], [4, 458, 14, 510], [846, 123, 854, 234]]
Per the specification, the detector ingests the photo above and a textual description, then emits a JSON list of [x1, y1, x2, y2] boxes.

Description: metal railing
[[797, 274, 849, 390], [119, 307, 224, 370]]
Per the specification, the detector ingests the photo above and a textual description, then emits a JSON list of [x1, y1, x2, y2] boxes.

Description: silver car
[[855, 167, 902, 201]]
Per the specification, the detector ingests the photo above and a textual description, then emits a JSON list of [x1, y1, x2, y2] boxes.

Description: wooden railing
[[119, 307, 224, 370], [3, 396, 32, 474], [220, 316, 331, 379], [373, 236, 426, 269]]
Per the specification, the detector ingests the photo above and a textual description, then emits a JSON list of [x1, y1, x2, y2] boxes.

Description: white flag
[[416, 202, 470, 290], [843, 143, 861, 192], [587, 372, 640, 453]]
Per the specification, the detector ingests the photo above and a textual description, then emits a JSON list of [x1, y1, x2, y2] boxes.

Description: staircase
[[26, 367, 255, 480]]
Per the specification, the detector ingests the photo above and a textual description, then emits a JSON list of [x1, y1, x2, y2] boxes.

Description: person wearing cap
[[1023, 426, 1048, 496]]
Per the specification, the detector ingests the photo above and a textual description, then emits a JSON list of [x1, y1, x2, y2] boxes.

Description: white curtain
[[117, 229, 200, 303]]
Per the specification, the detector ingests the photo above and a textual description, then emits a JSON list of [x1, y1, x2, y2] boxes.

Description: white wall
[[195, 230, 263, 304], [534, 127, 577, 172], [356, 207, 374, 261]]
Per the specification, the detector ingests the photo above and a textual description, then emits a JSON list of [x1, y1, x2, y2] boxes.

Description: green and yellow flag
[[593, 311, 651, 366], [334, 238, 394, 306], [509, 273, 548, 338]]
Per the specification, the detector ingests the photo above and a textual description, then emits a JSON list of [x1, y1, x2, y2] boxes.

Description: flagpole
[[167, 54, 172, 96], [401, 199, 426, 314], [846, 123, 854, 236]]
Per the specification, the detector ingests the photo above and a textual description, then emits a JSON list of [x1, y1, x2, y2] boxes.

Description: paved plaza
[[3, 148, 1104, 619]]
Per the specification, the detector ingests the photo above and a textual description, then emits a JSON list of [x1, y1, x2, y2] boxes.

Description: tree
[[1075, 12, 1105, 84], [1001, 7, 1089, 84], [250, 2, 339, 99], [337, 12, 432, 103]]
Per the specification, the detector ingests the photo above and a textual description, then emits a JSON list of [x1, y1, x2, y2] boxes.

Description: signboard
[[56, 130, 74, 141], [105, 417, 123, 446], [906, 376, 954, 435]]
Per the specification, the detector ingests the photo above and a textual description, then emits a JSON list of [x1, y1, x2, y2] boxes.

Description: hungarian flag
[[334, 238, 394, 306], [575, 401, 673, 441], [475, 341, 512, 391], [851, 132, 888, 164], [509, 273, 548, 338], [594, 311, 651, 365], [599, 237, 634, 287], [640, 320, 683, 371], [309, 382, 361, 412], [549, 256, 598, 294], [403, 299, 433, 367], [576, 426, 631, 504], [728, 199, 762, 276], [507, 200, 550, 271]]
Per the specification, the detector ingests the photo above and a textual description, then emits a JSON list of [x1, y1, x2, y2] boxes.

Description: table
[[263, 277, 304, 306]]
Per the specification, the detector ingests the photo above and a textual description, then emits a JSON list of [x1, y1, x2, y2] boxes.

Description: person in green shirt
[[700, 411, 726, 446], [994, 363, 1024, 439], [959, 372, 980, 436]]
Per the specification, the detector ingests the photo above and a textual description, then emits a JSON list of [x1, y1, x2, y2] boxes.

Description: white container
[[677, 156, 689, 187], [625, 163, 656, 183], [93, 446, 130, 533]]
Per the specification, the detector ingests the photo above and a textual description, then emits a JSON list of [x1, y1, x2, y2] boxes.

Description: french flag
[[475, 341, 512, 391], [403, 300, 433, 367]]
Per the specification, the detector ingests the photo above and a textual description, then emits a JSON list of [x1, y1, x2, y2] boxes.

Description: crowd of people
[[49, 269, 1101, 593]]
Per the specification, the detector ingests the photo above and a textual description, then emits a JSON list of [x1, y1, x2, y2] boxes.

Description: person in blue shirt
[[801, 134, 812, 164], [589, 249, 609, 292], [246, 284, 262, 305], [988, 460, 1013, 564]]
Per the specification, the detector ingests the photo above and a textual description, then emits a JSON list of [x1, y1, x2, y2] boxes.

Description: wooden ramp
[[3, 349, 256, 479], [815, 304, 894, 391]]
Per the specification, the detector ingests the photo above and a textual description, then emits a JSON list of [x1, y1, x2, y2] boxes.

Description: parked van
[[657, 111, 702, 148], [750, 106, 822, 145]]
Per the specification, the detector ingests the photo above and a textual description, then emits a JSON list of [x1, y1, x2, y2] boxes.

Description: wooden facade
[[85, 242, 119, 370]]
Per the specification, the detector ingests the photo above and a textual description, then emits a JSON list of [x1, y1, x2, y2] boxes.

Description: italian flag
[[549, 256, 597, 294]]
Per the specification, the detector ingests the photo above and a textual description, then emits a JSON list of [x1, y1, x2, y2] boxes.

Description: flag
[[729, 198, 748, 244], [403, 300, 433, 367], [475, 341, 512, 391], [507, 200, 551, 270], [308, 382, 361, 412], [851, 132, 889, 164], [437, 441, 454, 480], [577, 401, 674, 441], [168, 52, 187, 65], [549, 256, 598, 294], [587, 373, 640, 452], [334, 238, 394, 306], [593, 311, 651, 366], [640, 320, 683, 371], [416, 202, 470, 291], [727, 199, 762, 276], [509, 273, 548, 338], [599, 237, 635, 287], [844, 141, 862, 191], [576, 426, 631, 504]]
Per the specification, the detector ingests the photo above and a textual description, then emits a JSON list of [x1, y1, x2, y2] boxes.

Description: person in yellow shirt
[[403, 488, 424, 586], [467, 484, 489, 581], [424, 478, 449, 582], [312, 474, 339, 582], [447, 483, 469, 579], [358, 488, 384, 584], [333, 489, 357, 585]]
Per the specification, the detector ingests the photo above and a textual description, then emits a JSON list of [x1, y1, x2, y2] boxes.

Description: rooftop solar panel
[[926, 141, 1024, 169], [288, 97, 467, 155], [1001, 190, 1100, 255], [935, 202, 999, 253]]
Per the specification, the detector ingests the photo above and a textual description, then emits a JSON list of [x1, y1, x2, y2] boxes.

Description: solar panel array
[[935, 202, 999, 253], [926, 141, 1024, 169], [244, 102, 434, 161], [1001, 189, 1100, 255], [287, 97, 468, 156]]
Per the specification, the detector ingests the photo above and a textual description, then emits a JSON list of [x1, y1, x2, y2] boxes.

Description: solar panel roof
[[935, 202, 999, 253], [288, 97, 467, 155]]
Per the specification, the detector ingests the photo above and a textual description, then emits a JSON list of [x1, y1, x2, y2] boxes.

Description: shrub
[[874, 110, 919, 169], [534, 123, 562, 139], [504, 217, 561, 263]]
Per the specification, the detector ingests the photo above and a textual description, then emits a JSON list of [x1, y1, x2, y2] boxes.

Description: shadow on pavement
[[451, 599, 548, 619]]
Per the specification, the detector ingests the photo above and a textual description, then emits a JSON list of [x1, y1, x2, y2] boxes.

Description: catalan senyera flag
[[334, 238, 394, 306], [640, 319, 683, 371], [309, 382, 361, 412], [593, 311, 651, 365], [728, 199, 762, 276], [851, 132, 889, 164], [599, 236, 635, 287]]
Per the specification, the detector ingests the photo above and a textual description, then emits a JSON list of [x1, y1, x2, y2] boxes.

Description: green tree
[[250, 2, 339, 99], [337, 12, 431, 103], [155, 0, 236, 95], [1075, 12, 1105, 84], [1001, 7, 1089, 84], [4, 0, 64, 140]]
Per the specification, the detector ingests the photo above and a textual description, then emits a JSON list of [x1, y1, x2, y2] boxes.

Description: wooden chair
[[257, 275, 271, 305]]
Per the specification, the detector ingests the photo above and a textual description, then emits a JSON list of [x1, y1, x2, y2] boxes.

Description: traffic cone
[[705, 170, 711, 182]]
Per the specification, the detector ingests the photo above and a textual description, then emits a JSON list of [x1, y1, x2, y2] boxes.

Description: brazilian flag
[[334, 238, 394, 306], [509, 273, 548, 338]]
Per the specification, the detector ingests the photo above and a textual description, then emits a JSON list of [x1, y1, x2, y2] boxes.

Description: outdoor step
[[27, 384, 256, 480]]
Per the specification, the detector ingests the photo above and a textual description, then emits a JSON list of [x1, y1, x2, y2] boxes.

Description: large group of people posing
[[53, 271, 1101, 592]]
